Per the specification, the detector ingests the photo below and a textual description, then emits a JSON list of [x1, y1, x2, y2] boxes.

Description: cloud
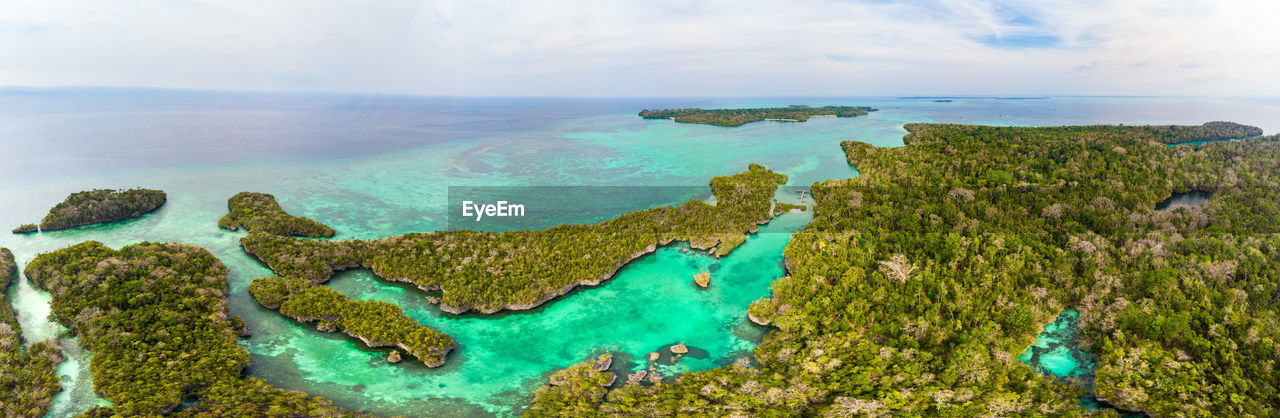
[[0, 0, 1276, 96]]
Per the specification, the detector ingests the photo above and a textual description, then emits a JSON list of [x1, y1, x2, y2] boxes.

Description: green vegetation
[[1141, 121, 1262, 144], [11, 224, 36, 234], [249, 276, 455, 367], [527, 124, 1280, 416], [772, 201, 806, 214], [41, 189, 164, 231], [639, 106, 875, 127], [24, 241, 354, 416], [222, 191, 454, 368], [14, 188, 166, 233], [526, 354, 616, 417], [0, 248, 63, 417], [219, 192, 335, 237], [241, 164, 788, 314]]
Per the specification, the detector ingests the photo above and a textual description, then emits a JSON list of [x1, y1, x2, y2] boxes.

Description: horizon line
[[1, 84, 1278, 101]]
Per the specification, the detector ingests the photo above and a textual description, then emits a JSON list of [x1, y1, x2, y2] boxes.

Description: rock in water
[[670, 343, 689, 354], [387, 350, 402, 363], [648, 352, 660, 362], [627, 370, 648, 384], [694, 271, 710, 288]]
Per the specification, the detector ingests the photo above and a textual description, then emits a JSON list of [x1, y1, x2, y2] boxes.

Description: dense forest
[[219, 192, 336, 237], [24, 242, 356, 416], [13, 188, 165, 233], [1138, 121, 1262, 144], [639, 106, 876, 127], [527, 123, 1280, 416], [240, 164, 789, 315], [0, 248, 63, 417]]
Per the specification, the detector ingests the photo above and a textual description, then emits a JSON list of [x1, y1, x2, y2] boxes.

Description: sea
[[2, 88, 1278, 416]]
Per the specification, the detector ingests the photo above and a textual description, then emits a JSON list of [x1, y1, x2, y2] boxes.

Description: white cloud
[[0, 0, 1276, 96]]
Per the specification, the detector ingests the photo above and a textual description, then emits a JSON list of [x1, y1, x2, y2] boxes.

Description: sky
[[1, 0, 1277, 97]]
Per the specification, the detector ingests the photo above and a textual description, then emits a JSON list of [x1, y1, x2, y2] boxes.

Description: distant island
[[638, 105, 876, 127], [12, 188, 165, 234]]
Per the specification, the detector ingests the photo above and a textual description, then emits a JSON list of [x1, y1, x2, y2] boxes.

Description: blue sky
[[0, 0, 1276, 96]]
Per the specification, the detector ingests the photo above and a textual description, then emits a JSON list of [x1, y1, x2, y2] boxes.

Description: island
[[13, 188, 165, 233], [0, 248, 63, 417], [24, 241, 353, 416], [638, 105, 875, 127], [524, 123, 1280, 416], [239, 164, 789, 315], [218, 192, 336, 237], [249, 276, 456, 367]]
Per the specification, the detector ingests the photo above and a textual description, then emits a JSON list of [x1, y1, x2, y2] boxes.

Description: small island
[[249, 275, 456, 367], [218, 192, 336, 237], [638, 105, 876, 127], [24, 241, 351, 416], [13, 188, 165, 233], [693, 271, 710, 288]]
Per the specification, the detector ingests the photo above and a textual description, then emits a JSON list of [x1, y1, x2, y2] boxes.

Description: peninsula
[[240, 164, 789, 315], [639, 105, 875, 127], [13, 188, 165, 233], [219, 192, 336, 237]]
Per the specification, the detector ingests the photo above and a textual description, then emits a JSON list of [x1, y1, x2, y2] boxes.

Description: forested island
[[12, 188, 165, 233], [527, 123, 1280, 416], [250, 276, 456, 367], [219, 192, 336, 237], [0, 248, 63, 417], [639, 105, 875, 127], [240, 164, 789, 316], [24, 242, 355, 416]]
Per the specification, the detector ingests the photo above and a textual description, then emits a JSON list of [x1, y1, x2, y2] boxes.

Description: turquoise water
[[1018, 309, 1093, 380], [1020, 310, 1144, 416], [3, 92, 1280, 416]]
